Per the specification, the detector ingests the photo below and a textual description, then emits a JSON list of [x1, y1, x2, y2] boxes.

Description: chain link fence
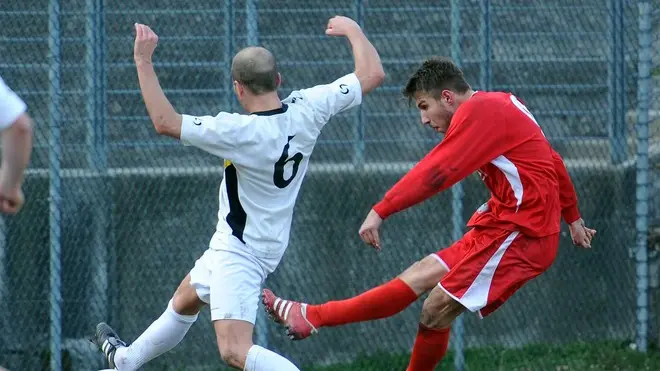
[[0, 0, 658, 370]]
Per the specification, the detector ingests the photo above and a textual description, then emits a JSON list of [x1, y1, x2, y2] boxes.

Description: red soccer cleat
[[262, 289, 318, 340]]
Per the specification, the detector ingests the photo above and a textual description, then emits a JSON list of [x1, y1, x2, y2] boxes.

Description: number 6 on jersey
[[274, 135, 303, 188]]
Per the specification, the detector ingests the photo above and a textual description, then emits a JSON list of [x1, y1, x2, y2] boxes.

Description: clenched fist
[[325, 16, 362, 38], [134, 23, 159, 64], [359, 209, 384, 251], [0, 184, 24, 215]]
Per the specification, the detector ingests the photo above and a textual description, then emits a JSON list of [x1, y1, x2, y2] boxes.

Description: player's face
[[415, 90, 457, 134]]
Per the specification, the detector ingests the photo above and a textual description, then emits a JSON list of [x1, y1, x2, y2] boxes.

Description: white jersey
[[181, 73, 362, 261], [0, 76, 27, 131]]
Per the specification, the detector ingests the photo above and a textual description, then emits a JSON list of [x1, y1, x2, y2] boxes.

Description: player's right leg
[[94, 251, 211, 371], [213, 319, 300, 371], [208, 248, 300, 370], [263, 248, 457, 340]]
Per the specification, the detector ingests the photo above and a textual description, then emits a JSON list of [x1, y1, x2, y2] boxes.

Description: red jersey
[[373, 91, 580, 238]]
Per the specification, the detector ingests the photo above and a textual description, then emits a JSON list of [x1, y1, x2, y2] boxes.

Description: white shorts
[[189, 246, 269, 324]]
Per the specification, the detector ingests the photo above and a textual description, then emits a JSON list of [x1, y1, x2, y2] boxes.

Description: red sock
[[306, 278, 418, 328], [407, 325, 451, 371]]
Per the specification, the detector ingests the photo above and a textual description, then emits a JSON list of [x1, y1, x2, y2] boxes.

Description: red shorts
[[434, 227, 559, 318]]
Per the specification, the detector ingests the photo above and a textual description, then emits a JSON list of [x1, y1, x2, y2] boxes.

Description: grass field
[[305, 341, 660, 371]]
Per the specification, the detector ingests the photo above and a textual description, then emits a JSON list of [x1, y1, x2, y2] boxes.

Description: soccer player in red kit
[[263, 57, 596, 370]]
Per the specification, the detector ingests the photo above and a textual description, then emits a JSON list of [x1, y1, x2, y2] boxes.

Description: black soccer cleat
[[93, 322, 126, 369]]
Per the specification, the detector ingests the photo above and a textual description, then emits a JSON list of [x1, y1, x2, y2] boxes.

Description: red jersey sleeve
[[551, 149, 581, 224], [373, 99, 522, 219]]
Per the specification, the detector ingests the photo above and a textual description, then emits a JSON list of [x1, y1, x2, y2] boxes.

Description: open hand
[[569, 218, 596, 249]]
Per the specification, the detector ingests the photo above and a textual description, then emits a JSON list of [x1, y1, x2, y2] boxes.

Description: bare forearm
[[346, 29, 385, 95], [136, 61, 182, 139], [1, 114, 33, 189]]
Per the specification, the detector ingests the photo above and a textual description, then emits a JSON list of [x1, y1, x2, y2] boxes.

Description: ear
[[234, 81, 243, 98], [275, 73, 282, 88], [441, 89, 454, 105]]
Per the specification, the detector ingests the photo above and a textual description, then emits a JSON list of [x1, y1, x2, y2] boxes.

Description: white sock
[[243, 345, 300, 371], [114, 299, 197, 371]]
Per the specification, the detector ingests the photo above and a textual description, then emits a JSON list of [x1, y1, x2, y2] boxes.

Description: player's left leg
[[406, 229, 560, 371], [93, 249, 213, 371], [95, 273, 205, 371], [407, 286, 464, 371]]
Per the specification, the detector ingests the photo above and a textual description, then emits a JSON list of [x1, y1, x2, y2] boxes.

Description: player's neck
[[455, 89, 476, 105], [243, 92, 283, 114]]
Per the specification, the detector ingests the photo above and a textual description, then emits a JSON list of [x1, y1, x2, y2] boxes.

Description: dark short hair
[[231, 47, 278, 95], [403, 57, 471, 101]]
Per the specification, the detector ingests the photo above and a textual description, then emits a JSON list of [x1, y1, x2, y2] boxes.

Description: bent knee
[[420, 290, 463, 329], [217, 338, 253, 369], [218, 344, 246, 369], [171, 293, 202, 316], [172, 279, 206, 315], [215, 325, 253, 369], [399, 255, 449, 295]]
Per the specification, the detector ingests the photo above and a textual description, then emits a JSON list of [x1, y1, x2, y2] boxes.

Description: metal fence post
[[86, 0, 107, 171], [86, 0, 110, 336], [634, 0, 652, 353], [247, 0, 259, 46], [48, 0, 63, 369], [608, 0, 626, 164], [353, 0, 365, 167], [450, 1, 465, 370], [225, 0, 235, 112], [480, 0, 492, 92]]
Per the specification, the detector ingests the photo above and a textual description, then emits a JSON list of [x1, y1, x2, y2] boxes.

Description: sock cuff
[[392, 277, 419, 299], [244, 345, 264, 371], [166, 299, 198, 324], [419, 323, 451, 334]]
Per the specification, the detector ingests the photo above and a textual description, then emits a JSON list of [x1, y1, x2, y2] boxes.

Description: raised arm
[[0, 78, 33, 214], [1, 114, 33, 193], [133, 23, 183, 140], [325, 16, 385, 95]]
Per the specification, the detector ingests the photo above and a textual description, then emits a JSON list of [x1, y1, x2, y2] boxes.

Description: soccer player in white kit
[[0, 76, 33, 215], [93, 15, 385, 371]]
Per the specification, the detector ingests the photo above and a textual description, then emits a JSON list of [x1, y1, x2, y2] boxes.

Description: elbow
[[359, 67, 386, 95], [153, 121, 168, 136], [152, 114, 173, 136], [152, 113, 182, 139], [13, 114, 33, 138], [372, 67, 386, 87], [375, 65, 386, 81]]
